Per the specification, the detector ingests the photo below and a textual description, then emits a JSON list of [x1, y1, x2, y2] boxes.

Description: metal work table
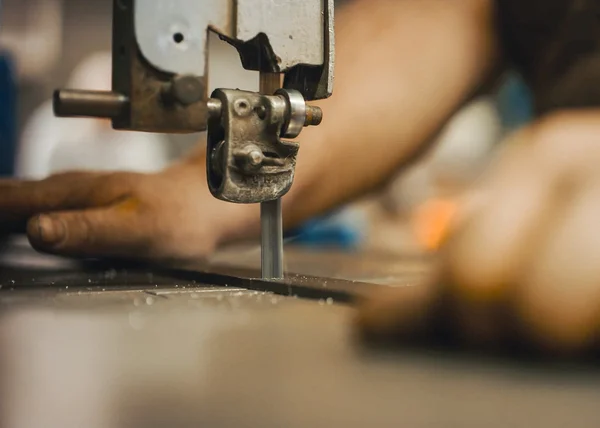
[[0, 239, 599, 427]]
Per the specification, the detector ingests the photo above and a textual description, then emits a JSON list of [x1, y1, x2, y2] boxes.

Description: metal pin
[[261, 198, 284, 280], [259, 72, 284, 280], [53, 90, 128, 119]]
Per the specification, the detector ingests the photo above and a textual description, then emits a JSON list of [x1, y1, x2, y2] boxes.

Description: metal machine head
[[53, 0, 334, 134], [52, 0, 335, 280]]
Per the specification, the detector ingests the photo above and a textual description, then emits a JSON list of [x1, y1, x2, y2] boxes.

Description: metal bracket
[[206, 87, 321, 203], [206, 89, 299, 203], [53, 0, 333, 133]]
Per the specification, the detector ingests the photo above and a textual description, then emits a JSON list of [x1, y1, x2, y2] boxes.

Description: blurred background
[[0, 0, 534, 255]]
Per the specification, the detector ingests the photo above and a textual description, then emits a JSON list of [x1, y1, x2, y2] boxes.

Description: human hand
[[0, 154, 257, 261], [357, 112, 600, 357]]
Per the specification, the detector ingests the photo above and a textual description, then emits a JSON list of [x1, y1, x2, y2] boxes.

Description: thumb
[[26, 200, 152, 259]]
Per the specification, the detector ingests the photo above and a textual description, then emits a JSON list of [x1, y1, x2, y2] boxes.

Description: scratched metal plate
[[1, 239, 600, 427]]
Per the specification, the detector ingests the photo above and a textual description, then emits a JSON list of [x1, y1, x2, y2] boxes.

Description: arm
[[284, 0, 498, 227], [205, 0, 499, 239]]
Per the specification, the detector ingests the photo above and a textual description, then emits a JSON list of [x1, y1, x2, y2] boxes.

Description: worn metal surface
[[1, 242, 600, 426], [53, 0, 333, 134], [111, 0, 211, 133], [134, 0, 231, 76], [0, 238, 393, 302], [135, 0, 327, 76], [0, 257, 382, 304], [284, 0, 335, 100], [206, 88, 300, 202], [54, 0, 212, 133], [1, 266, 600, 426], [204, 244, 430, 286], [235, 0, 324, 69]]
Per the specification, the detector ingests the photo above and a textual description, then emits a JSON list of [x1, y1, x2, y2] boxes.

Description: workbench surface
[[1, 239, 599, 427]]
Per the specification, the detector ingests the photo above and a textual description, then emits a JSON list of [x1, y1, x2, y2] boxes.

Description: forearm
[[283, 0, 499, 226], [180, 0, 498, 243]]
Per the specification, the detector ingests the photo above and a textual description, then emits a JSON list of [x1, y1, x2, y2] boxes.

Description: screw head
[[167, 75, 205, 106], [248, 149, 264, 167], [233, 98, 251, 116], [235, 144, 265, 173]]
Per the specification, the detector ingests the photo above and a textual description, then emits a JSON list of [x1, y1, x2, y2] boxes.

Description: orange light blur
[[412, 198, 458, 251]]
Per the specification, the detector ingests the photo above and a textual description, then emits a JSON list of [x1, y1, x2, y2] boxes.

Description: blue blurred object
[[286, 209, 366, 250], [497, 72, 533, 131], [0, 51, 17, 177]]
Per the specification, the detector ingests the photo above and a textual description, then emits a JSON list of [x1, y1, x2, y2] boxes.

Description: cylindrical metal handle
[[305, 105, 323, 126], [53, 90, 128, 119]]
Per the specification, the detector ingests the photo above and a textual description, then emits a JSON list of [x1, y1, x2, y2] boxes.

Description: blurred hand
[[0, 155, 257, 261], [357, 112, 600, 356]]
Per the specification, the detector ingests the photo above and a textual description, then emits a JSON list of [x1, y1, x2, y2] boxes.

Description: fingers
[[355, 143, 550, 348], [0, 172, 135, 235], [0, 171, 131, 220], [26, 199, 153, 259], [439, 151, 562, 348], [516, 181, 600, 354]]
